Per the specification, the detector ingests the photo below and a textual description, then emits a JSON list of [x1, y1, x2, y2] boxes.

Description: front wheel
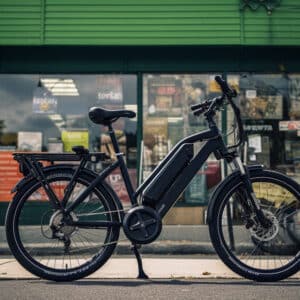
[[209, 168, 300, 282], [6, 167, 121, 281]]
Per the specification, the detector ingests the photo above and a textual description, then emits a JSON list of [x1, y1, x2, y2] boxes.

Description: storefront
[[0, 1, 300, 225]]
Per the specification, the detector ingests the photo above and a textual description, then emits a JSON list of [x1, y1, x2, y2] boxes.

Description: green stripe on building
[[0, 0, 299, 46]]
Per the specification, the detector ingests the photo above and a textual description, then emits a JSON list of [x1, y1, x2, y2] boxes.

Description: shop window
[[0, 74, 137, 203], [142, 74, 223, 210], [228, 74, 300, 184]]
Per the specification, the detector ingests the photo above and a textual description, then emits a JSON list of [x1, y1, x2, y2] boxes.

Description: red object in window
[[0, 152, 23, 201], [106, 168, 137, 204], [205, 161, 221, 189], [156, 86, 176, 95]]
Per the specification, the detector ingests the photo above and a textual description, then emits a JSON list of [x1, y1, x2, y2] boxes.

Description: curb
[[0, 241, 216, 256]]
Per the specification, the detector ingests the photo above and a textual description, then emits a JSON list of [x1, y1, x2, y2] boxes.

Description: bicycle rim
[[11, 171, 119, 277], [216, 176, 300, 276]]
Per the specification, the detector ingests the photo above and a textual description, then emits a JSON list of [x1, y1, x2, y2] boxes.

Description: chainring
[[123, 206, 162, 244]]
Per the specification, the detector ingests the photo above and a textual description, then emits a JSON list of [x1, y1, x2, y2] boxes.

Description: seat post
[[108, 124, 121, 154], [107, 124, 136, 204]]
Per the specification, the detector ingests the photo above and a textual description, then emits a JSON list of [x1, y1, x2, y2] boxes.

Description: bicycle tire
[[6, 166, 121, 281], [250, 204, 298, 256], [209, 168, 300, 282], [286, 209, 300, 246]]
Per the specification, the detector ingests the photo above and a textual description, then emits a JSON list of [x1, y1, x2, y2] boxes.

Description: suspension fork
[[229, 157, 271, 228]]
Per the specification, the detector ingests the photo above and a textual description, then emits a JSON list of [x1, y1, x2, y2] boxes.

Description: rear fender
[[11, 164, 75, 193], [11, 164, 124, 221]]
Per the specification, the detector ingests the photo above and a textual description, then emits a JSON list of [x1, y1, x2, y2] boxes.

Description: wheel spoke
[[7, 169, 120, 281], [212, 175, 300, 281]]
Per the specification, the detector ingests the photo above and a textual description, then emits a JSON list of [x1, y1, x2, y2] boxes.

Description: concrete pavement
[[1, 225, 299, 280], [0, 257, 299, 280], [0, 257, 235, 279]]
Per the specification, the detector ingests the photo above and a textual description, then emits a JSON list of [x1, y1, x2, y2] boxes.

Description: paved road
[[0, 279, 299, 300]]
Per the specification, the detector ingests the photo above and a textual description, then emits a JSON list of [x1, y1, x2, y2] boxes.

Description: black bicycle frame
[[65, 118, 230, 219]]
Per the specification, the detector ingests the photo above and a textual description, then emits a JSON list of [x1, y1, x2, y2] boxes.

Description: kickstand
[[131, 244, 149, 279]]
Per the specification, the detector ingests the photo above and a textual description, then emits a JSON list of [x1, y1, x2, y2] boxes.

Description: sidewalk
[[0, 257, 233, 279], [1, 224, 299, 280], [0, 224, 241, 279], [0, 257, 299, 280], [0, 257, 243, 280]]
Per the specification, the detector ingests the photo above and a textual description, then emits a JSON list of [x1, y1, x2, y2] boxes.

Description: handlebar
[[191, 96, 224, 116], [214, 75, 237, 99], [190, 75, 245, 149]]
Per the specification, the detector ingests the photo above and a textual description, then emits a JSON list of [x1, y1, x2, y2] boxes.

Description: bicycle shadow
[[42, 279, 300, 287]]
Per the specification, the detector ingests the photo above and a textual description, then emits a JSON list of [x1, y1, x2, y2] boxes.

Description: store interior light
[[40, 78, 79, 96], [48, 114, 66, 130], [124, 104, 137, 113], [167, 117, 183, 123], [48, 114, 63, 121]]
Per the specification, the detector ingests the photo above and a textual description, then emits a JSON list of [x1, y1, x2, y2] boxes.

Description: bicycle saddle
[[88, 106, 136, 125]]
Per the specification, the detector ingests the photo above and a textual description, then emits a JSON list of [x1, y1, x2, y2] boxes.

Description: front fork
[[229, 157, 271, 228]]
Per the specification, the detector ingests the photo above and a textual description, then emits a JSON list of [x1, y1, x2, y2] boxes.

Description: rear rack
[[13, 152, 108, 164], [12, 146, 110, 177]]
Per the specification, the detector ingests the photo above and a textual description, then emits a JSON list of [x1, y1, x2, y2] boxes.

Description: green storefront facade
[[0, 0, 300, 225]]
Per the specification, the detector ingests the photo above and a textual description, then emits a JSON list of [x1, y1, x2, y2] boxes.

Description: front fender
[[206, 164, 264, 225]]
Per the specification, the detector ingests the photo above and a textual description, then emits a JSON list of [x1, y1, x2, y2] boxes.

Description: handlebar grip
[[190, 100, 211, 111], [215, 75, 237, 98], [193, 107, 206, 116]]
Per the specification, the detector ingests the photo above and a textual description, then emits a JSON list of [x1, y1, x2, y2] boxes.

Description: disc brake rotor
[[250, 210, 279, 242]]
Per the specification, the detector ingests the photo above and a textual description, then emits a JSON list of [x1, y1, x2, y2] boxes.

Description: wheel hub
[[49, 211, 78, 238], [250, 210, 279, 242]]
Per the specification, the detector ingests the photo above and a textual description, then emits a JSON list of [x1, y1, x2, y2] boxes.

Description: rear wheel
[[209, 169, 300, 282], [6, 167, 121, 281]]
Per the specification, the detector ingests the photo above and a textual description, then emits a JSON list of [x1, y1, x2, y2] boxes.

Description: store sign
[[33, 87, 57, 114], [97, 75, 123, 105], [244, 124, 273, 132], [279, 121, 300, 131], [33, 97, 57, 114]]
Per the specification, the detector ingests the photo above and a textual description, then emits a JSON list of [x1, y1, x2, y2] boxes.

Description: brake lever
[[190, 100, 210, 111]]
